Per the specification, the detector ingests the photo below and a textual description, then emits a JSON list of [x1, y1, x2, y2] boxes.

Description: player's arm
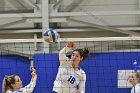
[[14, 81, 36, 93], [76, 73, 86, 93], [30, 66, 37, 83], [59, 42, 74, 64], [12, 77, 37, 93], [19, 67, 37, 93]]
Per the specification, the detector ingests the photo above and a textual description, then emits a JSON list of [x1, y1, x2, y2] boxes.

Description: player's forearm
[[31, 74, 37, 85], [59, 46, 71, 55], [21, 81, 36, 93], [59, 46, 72, 63]]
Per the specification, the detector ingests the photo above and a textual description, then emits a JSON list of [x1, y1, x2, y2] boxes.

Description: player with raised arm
[[2, 67, 37, 93], [53, 42, 90, 93]]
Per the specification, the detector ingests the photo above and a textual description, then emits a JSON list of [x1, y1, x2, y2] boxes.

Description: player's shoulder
[[79, 68, 86, 74], [79, 68, 86, 80], [6, 90, 23, 93], [6, 90, 12, 93]]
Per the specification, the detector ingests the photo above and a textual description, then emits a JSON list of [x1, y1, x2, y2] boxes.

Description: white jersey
[[53, 46, 86, 93], [6, 76, 37, 93], [131, 83, 140, 93]]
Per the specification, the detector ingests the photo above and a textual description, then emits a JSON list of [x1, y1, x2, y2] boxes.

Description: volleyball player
[[53, 42, 90, 93], [2, 67, 37, 93]]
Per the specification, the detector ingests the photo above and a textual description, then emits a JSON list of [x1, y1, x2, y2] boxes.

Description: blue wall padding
[[33, 54, 59, 93], [1, 52, 140, 93], [33, 52, 138, 93]]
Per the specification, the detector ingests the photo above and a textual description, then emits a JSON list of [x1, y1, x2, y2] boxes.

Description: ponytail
[[2, 75, 16, 93], [82, 48, 90, 60], [2, 76, 7, 93]]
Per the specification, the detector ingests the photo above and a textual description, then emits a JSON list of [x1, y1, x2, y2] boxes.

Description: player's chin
[[129, 81, 133, 85], [20, 84, 23, 88]]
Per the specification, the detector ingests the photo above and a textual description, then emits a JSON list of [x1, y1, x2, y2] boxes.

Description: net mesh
[[0, 37, 140, 93]]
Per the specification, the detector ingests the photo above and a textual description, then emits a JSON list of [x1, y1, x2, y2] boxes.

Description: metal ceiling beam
[[7, 0, 39, 12], [42, 0, 49, 52], [0, 29, 42, 33], [138, 0, 140, 25], [53, 0, 63, 9], [0, 28, 98, 33], [68, 18, 139, 36], [7, 0, 26, 10], [0, 13, 41, 18], [0, 27, 140, 33], [26, 17, 67, 23], [50, 11, 140, 17], [1, 10, 140, 18], [24, 0, 39, 10], [118, 27, 140, 30], [62, 0, 84, 12], [0, 9, 33, 13], [0, 18, 26, 28]]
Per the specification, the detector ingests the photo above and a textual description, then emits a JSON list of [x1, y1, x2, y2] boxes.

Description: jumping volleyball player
[[53, 42, 90, 93]]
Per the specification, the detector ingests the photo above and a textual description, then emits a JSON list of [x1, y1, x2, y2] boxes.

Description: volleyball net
[[0, 37, 140, 93]]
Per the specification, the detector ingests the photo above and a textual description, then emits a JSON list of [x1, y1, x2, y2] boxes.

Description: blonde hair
[[2, 75, 17, 93]]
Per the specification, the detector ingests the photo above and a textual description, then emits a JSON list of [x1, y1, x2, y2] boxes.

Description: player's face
[[71, 51, 81, 64], [129, 73, 138, 86], [12, 76, 22, 90]]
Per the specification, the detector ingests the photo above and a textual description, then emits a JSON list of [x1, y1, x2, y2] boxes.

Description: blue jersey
[[53, 46, 86, 93]]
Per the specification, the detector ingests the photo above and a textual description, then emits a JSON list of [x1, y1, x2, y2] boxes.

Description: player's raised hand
[[30, 66, 37, 79], [67, 42, 74, 48]]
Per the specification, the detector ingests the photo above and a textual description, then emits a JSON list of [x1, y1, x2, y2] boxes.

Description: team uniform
[[6, 75, 37, 93], [131, 83, 140, 93], [53, 46, 86, 93]]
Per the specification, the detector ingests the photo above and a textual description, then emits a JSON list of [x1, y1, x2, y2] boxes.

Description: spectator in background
[[129, 72, 140, 93]]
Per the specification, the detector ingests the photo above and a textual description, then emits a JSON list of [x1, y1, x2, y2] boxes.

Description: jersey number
[[68, 76, 75, 84]]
